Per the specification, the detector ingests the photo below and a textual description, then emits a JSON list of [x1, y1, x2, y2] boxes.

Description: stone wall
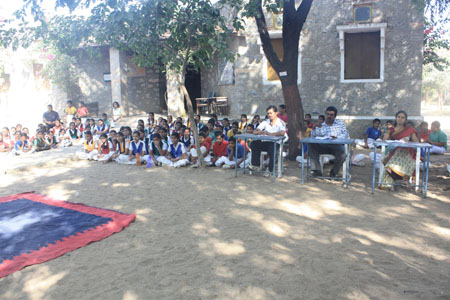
[[76, 46, 164, 117], [201, 0, 424, 137]]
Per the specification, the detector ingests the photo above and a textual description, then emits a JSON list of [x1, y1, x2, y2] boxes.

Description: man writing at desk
[[310, 106, 349, 178], [249, 105, 286, 177]]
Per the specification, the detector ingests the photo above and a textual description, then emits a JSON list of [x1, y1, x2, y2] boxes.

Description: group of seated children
[[75, 112, 254, 169], [0, 113, 116, 155]]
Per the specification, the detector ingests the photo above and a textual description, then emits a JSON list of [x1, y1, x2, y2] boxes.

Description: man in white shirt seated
[[249, 105, 286, 176], [310, 106, 349, 178]]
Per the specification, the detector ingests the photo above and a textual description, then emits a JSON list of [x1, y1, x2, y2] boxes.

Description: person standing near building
[[65, 100, 77, 126], [76, 101, 89, 125]]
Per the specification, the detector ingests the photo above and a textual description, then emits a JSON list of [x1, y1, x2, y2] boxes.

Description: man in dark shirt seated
[[43, 105, 60, 129]]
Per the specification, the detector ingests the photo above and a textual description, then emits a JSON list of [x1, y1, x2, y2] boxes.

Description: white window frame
[[337, 23, 386, 83], [258, 30, 302, 86]]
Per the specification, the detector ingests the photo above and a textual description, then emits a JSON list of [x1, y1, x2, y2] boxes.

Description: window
[[344, 31, 380, 80], [337, 23, 386, 83], [267, 38, 284, 81], [353, 5, 372, 23], [260, 31, 302, 85]]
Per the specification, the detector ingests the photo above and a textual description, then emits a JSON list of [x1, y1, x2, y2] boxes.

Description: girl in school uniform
[[1, 128, 14, 151], [158, 132, 188, 168], [96, 133, 114, 162], [76, 131, 97, 160], [58, 128, 72, 147], [75, 118, 84, 135], [51, 120, 64, 136], [67, 122, 81, 143], [148, 133, 168, 166], [117, 131, 147, 164], [111, 132, 128, 162], [96, 119, 109, 135], [180, 128, 195, 153]]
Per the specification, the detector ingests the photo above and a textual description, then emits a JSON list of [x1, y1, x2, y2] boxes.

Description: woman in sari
[[380, 111, 418, 189]]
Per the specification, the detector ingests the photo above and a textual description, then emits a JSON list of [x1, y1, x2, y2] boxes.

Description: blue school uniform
[[180, 135, 194, 148], [366, 127, 381, 140], [97, 124, 109, 134], [169, 143, 185, 159], [130, 140, 145, 155]]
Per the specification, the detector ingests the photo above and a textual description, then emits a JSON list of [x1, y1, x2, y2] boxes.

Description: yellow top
[[227, 129, 241, 139], [305, 128, 312, 138], [84, 139, 96, 152], [65, 106, 77, 115]]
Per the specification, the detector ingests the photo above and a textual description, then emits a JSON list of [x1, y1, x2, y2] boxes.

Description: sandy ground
[[0, 144, 449, 300]]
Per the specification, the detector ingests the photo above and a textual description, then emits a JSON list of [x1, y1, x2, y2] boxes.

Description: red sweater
[[213, 140, 229, 157]]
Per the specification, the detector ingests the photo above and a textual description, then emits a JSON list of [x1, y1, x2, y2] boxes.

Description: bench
[[84, 102, 99, 116]]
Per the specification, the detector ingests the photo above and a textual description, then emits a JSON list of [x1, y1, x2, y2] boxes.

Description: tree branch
[[255, 0, 283, 72], [295, 0, 313, 31]]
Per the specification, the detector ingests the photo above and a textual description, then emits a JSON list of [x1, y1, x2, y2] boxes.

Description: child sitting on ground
[[67, 122, 81, 143], [0, 133, 12, 152], [222, 118, 231, 136], [427, 121, 447, 154], [111, 132, 128, 162], [58, 128, 72, 147], [238, 114, 248, 131], [418, 121, 430, 143], [96, 133, 115, 162], [190, 132, 212, 168], [148, 133, 168, 166], [158, 132, 189, 168], [14, 133, 31, 155], [216, 137, 247, 169], [211, 132, 229, 166], [117, 131, 147, 165], [46, 131, 60, 149], [52, 120, 64, 136], [76, 131, 97, 160], [102, 113, 111, 128], [180, 128, 194, 152], [32, 130, 51, 152], [227, 121, 241, 139], [355, 118, 382, 149]]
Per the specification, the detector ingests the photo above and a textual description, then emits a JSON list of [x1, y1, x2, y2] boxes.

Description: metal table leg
[[301, 142, 305, 185], [424, 148, 431, 198], [415, 148, 420, 191], [345, 144, 350, 189], [272, 141, 276, 182], [234, 139, 238, 178], [372, 146, 377, 194]]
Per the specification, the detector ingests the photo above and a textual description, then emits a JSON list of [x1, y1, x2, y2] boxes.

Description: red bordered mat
[[0, 192, 136, 278]]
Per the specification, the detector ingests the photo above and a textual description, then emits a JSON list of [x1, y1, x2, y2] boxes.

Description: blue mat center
[[0, 198, 112, 263]]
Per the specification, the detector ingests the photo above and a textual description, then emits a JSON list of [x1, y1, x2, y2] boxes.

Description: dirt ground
[[0, 145, 449, 300]]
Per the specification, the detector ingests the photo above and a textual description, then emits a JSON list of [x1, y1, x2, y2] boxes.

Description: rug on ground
[[0, 192, 136, 278]]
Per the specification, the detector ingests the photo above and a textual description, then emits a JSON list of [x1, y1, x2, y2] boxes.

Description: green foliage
[[413, 0, 450, 70], [41, 48, 81, 99], [423, 48, 450, 102], [424, 19, 450, 71]]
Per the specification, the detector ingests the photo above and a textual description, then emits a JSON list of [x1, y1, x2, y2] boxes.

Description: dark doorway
[[184, 66, 201, 113]]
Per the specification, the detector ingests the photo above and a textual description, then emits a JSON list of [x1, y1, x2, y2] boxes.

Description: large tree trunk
[[179, 75, 205, 167], [281, 83, 304, 160]]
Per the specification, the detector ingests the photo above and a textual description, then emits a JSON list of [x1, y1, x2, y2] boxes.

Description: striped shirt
[[311, 119, 349, 139]]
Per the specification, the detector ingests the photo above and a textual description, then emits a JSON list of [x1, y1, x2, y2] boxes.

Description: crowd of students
[[1, 101, 447, 185]]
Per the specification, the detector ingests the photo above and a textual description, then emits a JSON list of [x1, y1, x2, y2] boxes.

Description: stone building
[[1, 0, 424, 136], [198, 0, 424, 134]]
